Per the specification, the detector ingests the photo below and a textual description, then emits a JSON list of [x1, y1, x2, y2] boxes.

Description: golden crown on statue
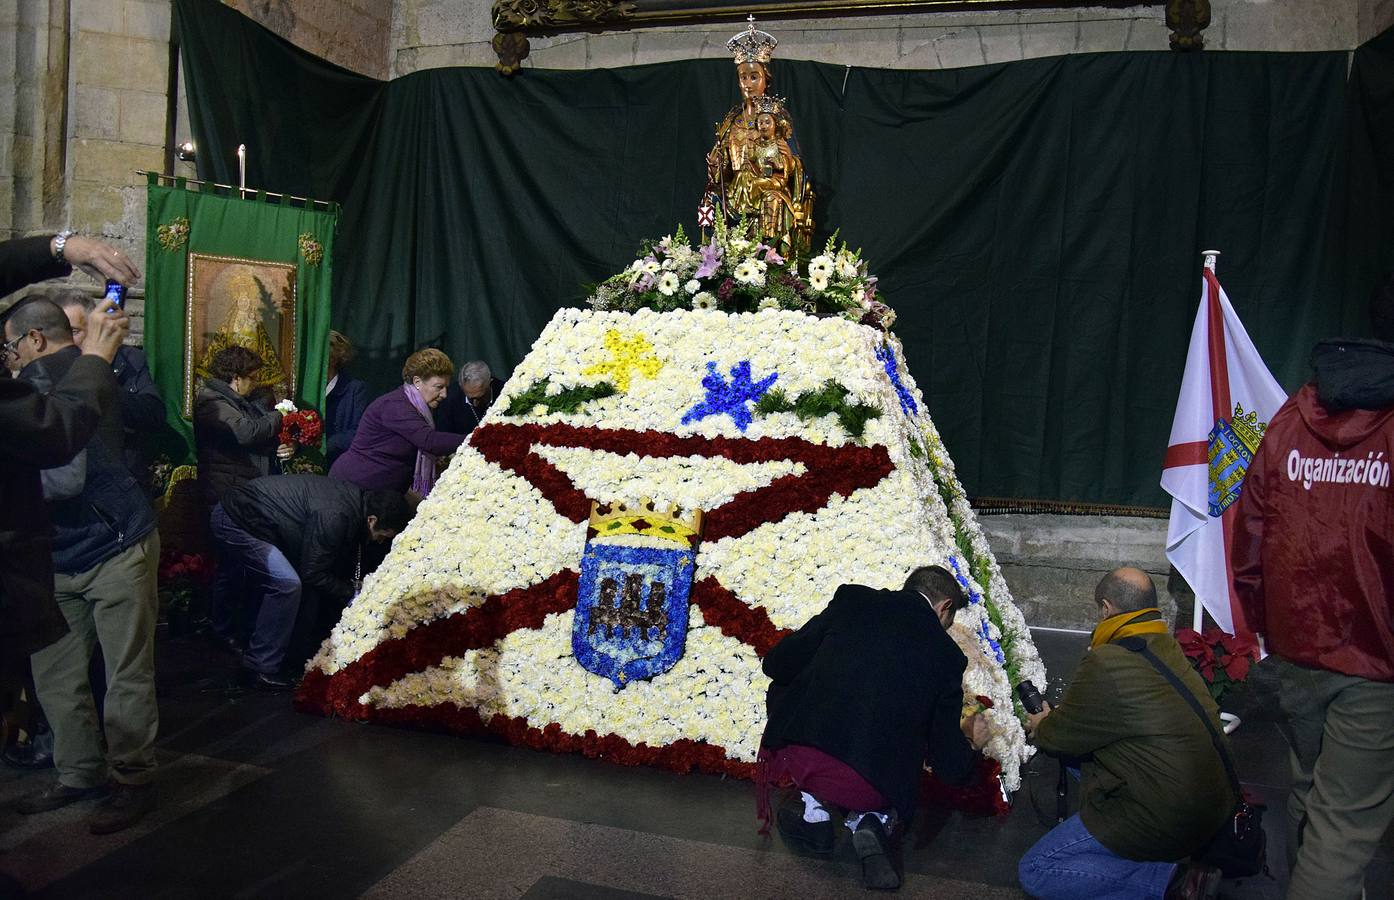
[[727, 16, 778, 65], [587, 499, 704, 545]]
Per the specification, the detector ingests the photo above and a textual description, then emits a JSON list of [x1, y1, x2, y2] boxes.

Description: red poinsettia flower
[[1223, 652, 1252, 682]]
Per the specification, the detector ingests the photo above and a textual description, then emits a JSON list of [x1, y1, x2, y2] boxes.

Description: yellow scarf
[[1090, 607, 1168, 649]]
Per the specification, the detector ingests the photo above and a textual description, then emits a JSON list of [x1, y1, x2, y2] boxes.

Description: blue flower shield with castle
[[573, 500, 705, 688]]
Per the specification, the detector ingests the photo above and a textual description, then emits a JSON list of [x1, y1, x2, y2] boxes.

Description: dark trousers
[[209, 504, 301, 674]]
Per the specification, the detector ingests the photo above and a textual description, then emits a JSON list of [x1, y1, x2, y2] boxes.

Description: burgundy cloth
[[1231, 383, 1394, 681], [755, 743, 889, 834], [328, 387, 466, 493]]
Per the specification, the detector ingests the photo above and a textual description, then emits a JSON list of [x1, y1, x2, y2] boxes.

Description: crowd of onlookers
[[2, 230, 1391, 900], [0, 232, 503, 834]]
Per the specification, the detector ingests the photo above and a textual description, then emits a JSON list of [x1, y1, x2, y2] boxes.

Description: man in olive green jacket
[[1018, 567, 1236, 900]]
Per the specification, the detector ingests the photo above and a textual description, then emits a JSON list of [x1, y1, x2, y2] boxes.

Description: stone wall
[[223, 0, 391, 79], [392, 0, 1365, 76]]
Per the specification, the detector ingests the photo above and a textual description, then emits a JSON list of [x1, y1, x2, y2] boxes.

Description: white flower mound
[[308, 308, 1045, 792]]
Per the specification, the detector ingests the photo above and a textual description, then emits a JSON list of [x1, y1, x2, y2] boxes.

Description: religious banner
[[143, 174, 339, 457]]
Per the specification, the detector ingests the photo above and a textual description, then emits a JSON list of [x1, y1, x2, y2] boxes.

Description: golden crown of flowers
[[728, 16, 778, 65], [588, 499, 704, 545]]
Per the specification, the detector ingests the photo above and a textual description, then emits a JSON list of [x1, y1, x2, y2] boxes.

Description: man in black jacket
[[0, 232, 138, 669], [7, 299, 162, 835], [56, 290, 169, 496], [758, 565, 990, 890], [213, 474, 409, 691]]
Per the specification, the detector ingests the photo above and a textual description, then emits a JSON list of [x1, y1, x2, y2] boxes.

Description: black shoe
[[852, 815, 901, 891], [15, 781, 109, 815], [87, 783, 156, 835], [239, 669, 295, 693], [776, 800, 835, 856], [2, 740, 54, 770]]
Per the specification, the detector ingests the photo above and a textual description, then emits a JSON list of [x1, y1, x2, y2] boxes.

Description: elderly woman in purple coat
[[329, 348, 466, 499]]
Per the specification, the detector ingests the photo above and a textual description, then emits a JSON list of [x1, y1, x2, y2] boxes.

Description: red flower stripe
[[470, 422, 894, 541], [690, 577, 790, 656], [295, 569, 580, 718]]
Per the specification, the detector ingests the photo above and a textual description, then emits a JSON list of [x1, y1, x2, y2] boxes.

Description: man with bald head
[[1017, 567, 1236, 900]]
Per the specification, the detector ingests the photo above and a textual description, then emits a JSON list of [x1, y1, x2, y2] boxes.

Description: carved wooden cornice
[[490, 1, 1203, 74]]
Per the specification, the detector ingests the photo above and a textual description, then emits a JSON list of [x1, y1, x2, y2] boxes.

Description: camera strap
[[1116, 636, 1241, 797]]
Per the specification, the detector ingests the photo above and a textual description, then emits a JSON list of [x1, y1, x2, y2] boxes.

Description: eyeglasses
[[2, 328, 42, 361]]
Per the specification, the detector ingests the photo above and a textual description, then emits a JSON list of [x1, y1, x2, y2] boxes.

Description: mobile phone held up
[[104, 280, 126, 312]]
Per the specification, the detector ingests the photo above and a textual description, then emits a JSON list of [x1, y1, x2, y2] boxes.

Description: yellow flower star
[[582, 329, 663, 393]]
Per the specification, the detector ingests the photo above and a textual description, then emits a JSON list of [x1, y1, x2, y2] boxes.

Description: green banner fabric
[[144, 177, 339, 458], [173, 0, 1384, 509]]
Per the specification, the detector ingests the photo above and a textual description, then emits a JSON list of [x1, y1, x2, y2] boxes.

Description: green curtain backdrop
[[145, 177, 339, 457], [173, 0, 1389, 509]]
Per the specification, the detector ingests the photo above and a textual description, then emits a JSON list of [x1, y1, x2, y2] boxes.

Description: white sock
[[844, 810, 891, 833], [800, 791, 830, 823]]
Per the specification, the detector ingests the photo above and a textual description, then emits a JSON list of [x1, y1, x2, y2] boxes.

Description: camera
[[1017, 679, 1046, 714]]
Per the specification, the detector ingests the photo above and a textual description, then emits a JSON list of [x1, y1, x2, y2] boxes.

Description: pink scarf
[[403, 383, 437, 497]]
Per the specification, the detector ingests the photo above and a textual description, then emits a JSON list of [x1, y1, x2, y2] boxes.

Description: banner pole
[[1194, 249, 1222, 634]]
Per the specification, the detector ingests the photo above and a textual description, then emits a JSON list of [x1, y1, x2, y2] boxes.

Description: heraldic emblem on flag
[[297, 307, 1048, 794], [1207, 403, 1269, 517]]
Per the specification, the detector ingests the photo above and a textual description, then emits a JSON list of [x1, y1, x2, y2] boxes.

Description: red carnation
[[279, 409, 324, 447]]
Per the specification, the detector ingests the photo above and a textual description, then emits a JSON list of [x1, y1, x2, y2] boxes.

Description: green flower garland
[[754, 381, 882, 441], [503, 378, 617, 417]]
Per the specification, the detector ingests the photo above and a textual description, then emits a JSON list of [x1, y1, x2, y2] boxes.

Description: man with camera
[[1018, 567, 1235, 900], [5, 297, 161, 834]]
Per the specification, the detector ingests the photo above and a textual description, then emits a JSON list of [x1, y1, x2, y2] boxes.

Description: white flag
[[1161, 264, 1287, 636]]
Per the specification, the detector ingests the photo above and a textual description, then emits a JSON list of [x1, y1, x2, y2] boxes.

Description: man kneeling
[[757, 565, 990, 890], [210, 474, 409, 691], [1019, 568, 1235, 900]]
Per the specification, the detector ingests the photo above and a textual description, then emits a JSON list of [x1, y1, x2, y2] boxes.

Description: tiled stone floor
[[0, 626, 1389, 899]]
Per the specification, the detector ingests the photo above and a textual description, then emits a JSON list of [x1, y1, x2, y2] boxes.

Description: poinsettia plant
[[1175, 627, 1260, 702], [158, 550, 214, 623]]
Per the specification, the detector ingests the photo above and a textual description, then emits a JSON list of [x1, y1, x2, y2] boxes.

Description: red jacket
[[1232, 370, 1394, 681]]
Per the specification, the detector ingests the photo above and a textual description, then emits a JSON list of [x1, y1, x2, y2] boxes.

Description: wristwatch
[[52, 229, 75, 263]]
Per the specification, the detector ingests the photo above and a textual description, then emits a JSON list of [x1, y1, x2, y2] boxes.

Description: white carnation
[[684, 279, 701, 294]]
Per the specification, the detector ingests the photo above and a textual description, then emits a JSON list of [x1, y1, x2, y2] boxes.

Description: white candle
[[238, 144, 246, 194]]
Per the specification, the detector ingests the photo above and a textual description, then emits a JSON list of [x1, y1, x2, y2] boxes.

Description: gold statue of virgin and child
[[701, 18, 814, 260]]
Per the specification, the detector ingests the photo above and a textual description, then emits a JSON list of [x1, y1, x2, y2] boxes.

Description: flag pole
[[1193, 249, 1222, 633]]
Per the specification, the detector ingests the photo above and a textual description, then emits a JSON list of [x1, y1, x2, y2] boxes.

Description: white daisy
[[808, 271, 830, 293], [692, 292, 716, 309], [657, 272, 680, 296], [808, 254, 834, 278]]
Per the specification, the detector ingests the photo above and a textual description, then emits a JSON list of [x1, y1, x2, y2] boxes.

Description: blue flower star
[[876, 344, 919, 416], [681, 360, 778, 432]]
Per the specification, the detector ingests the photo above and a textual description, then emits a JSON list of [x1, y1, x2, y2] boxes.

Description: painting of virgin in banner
[[184, 253, 298, 416]]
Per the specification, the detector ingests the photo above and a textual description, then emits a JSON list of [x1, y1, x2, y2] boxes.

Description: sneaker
[[852, 815, 901, 891], [87, 782, 156, 835], [15, 781, 109, 815], [1165, 863, 1221, 900], [776, 800, 835, 856]]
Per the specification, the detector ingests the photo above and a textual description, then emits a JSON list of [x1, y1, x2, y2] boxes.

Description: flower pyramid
[[298, 231, 1047, 798]]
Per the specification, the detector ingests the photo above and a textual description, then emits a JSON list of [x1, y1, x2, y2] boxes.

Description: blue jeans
[[1019, 814, 1177, 900], [209, 504, 301, 674]]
